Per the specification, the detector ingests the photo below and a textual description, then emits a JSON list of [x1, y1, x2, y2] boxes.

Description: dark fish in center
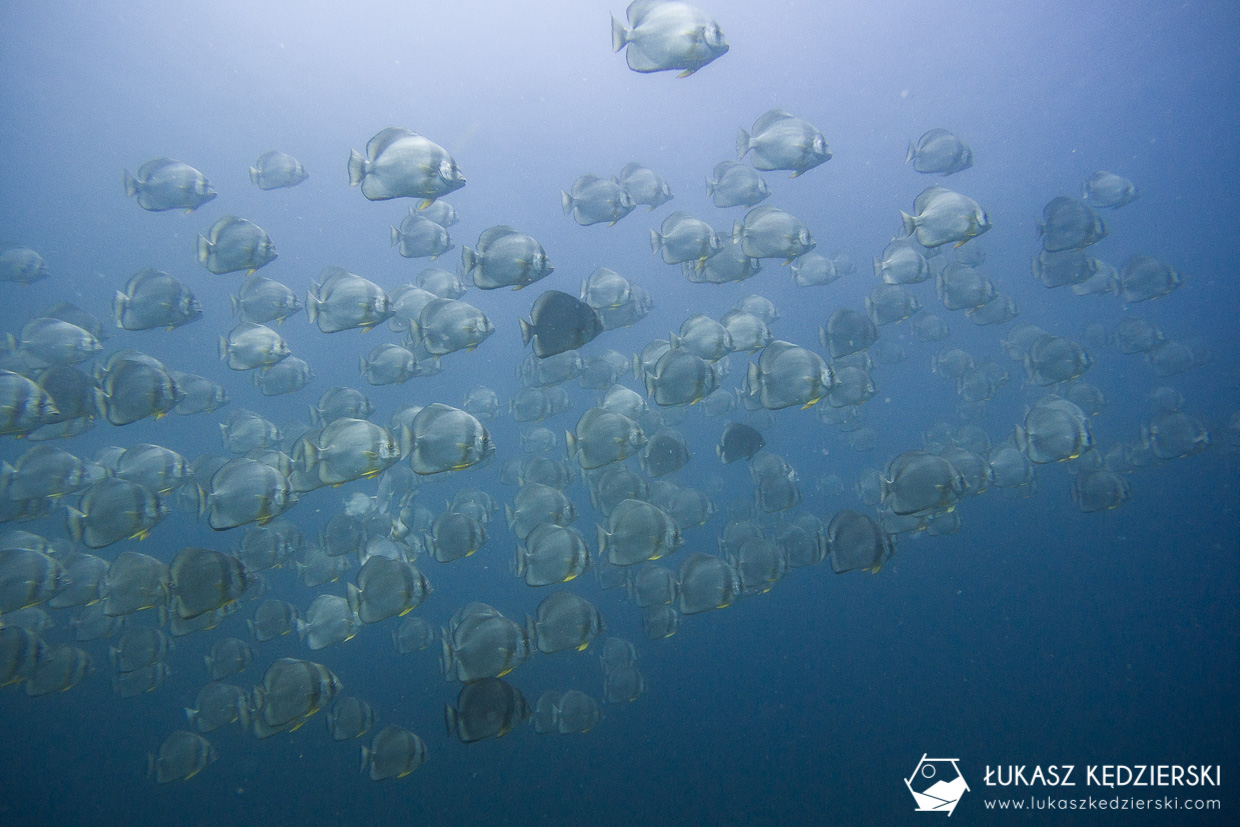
[[717, 422, 764, 463], [520, 291, 603, 358]]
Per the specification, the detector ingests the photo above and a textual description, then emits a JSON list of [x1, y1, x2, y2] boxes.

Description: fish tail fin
[[390, 226, 401, 247], [705, 177, 714, 198], [184, 483, 207, 519], [397, 424, 414, 459], [643, 369, 657, 399], [900, 211, 917, 237], [444, 703, 459, 737], [905, 141, 916, 164], [732, 219, 744, 245], [565, 430, 578, 459], [346, 583, 362, 616], [1013, 424, 1029, 456], [360, 746, 371, 775], [439, 635, 455, 682], [519, 317, 535, 347], [649, 228, 662, 254], [300, 439, 320, 472], [347, 150, 367, 187], [736, 128, 751, 159], [461, 246, 477, 276], [90, 386, 108, 419], [248, 166, 260, 186], [111, 291, 128, 327], [306, 293, 320, 325], [610, 15, 629, 52], [295, 618, 308, 642], [66, 507, 85, 544], [228, 294, 240, 317], [196, 235, 211, 266], [504, 504, 517, 531], [596, 524, 609, 557], [217, 336, 229, 362], [123, 170, 138, 198], [560, 190, 574, 215], [514, 545, 528, 578], [873, 257, 884, 279]]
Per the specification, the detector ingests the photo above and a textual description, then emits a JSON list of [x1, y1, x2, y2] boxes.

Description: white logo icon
[[906, 754, 969, 816]]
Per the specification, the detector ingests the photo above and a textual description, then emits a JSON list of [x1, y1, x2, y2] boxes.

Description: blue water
[[1, 1, 1237, 824]]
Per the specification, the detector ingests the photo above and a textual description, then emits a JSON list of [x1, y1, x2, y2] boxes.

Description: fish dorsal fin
[[476, 225, 520, 251], [618, 162, 646, 180], [366, 127, 419, 160], [913, 185, 951, 216], [752, 109, 796, 136], [626, 0, 667, 26]]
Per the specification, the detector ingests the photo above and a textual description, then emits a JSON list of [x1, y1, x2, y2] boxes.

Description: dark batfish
[[520, 291, 603, 358], [717, 422, 764, 463]]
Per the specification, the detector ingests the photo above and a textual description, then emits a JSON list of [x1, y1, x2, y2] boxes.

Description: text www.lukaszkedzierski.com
[[984, 796, 1221, 811]]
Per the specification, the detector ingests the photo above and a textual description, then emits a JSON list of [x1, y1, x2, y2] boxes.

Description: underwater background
[[1, 0, 1237, 824]]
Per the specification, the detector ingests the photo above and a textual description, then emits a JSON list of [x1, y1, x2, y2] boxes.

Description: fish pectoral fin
[[676, 68, 697, 78]]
